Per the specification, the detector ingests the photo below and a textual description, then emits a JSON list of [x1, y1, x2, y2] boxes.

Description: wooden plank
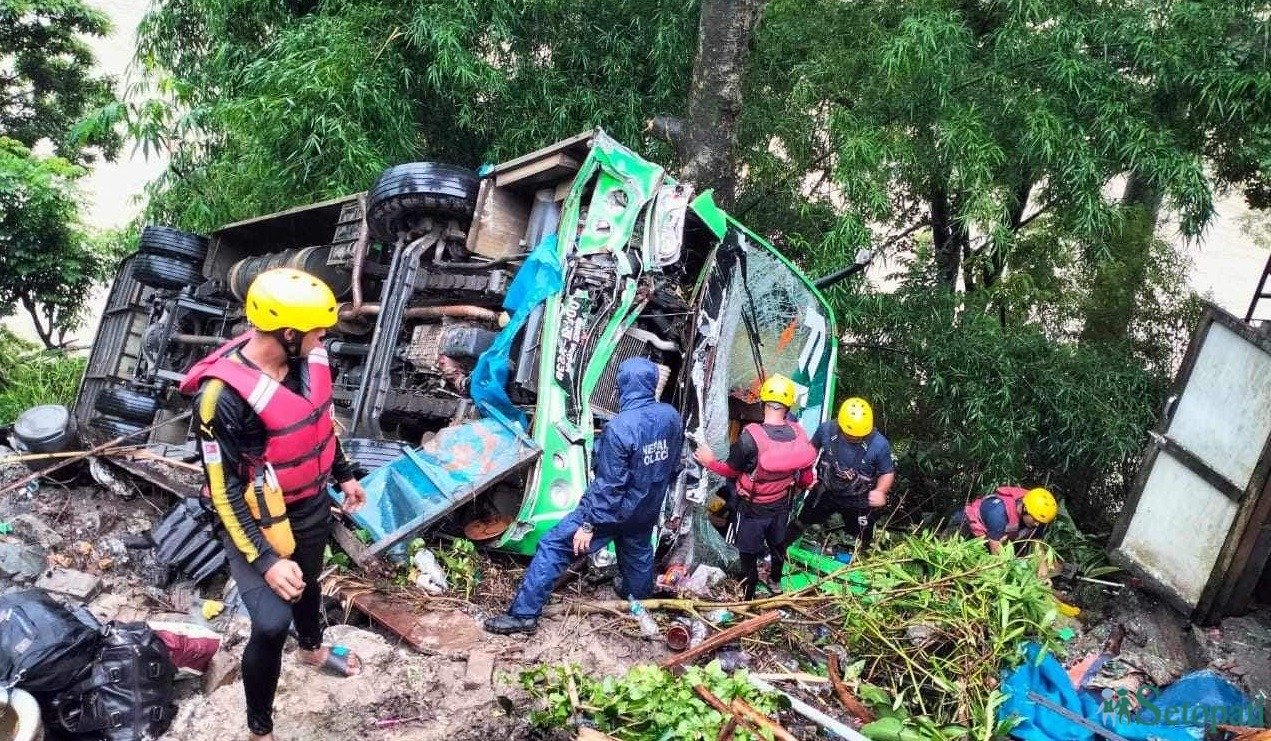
[[493, 152, 582, 191], [325, 579, 485, 656], [331, 521, 373, 568], [468, 184, 531, 260]]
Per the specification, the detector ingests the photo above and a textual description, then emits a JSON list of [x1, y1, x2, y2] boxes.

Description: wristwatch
[[579, 522, 594, 533]]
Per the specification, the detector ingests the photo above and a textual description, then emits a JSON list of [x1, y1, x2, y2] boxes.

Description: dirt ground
[[0, 466, 664, 740], [3, 462, 1268, 739]]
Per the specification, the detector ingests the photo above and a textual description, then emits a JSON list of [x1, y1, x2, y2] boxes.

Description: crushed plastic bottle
[[688, 620, 707, 648], [411, 549, 448, 595], [629, 596, 660, 640]]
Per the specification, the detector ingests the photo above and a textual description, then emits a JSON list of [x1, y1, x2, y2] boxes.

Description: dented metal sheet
[[331, 417, 540, 559]]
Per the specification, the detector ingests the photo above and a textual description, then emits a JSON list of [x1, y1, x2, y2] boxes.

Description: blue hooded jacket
[[576, 357, 685, 530]]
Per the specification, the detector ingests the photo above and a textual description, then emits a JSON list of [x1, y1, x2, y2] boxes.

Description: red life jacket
[[179, 333, 337, 504], [962, 486, 1029, 539], [737, 421, 817, 504]]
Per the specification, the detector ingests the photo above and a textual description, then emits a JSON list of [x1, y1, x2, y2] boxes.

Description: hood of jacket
[[617, 357, 659, 411]]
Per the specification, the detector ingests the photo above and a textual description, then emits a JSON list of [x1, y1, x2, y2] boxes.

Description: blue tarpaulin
[[1000, 644, 1258, 741], [470, 234, 564, 431], [330, 418, 538, 558]]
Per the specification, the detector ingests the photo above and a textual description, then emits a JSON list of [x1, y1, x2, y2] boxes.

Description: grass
[[0, 328, 86, 426]]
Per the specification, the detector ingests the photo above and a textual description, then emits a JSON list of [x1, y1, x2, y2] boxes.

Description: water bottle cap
[[331, 645, 349, 657]]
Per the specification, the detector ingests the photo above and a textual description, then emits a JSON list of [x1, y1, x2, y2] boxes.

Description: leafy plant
[[437, 537, 479, 600], [1045, 505, 1121, 579], [0, 138, 128, 348], [0, 0, 121, 163], [0, 329, 86, 425], [828, 531, 1062, 730], [518, 661, 781, 741]]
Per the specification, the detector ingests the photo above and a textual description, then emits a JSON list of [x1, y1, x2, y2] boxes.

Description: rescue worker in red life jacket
[[783, 397, 895, 554], [693, 375, 816, 599], [179, 268, 367, 741], [950, 486, 1058, 555]]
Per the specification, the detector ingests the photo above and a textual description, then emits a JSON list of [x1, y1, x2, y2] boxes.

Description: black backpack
[[49, 621, 178, 741], [0, 589, 103, 694]]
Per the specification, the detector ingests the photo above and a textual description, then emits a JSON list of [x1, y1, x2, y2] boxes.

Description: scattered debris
[[8, 513, 62, 549], [35, 568, 102, 601], [661, 612, 779, 670], [0, 541, 45, 582], [322, 573, 483, 656]]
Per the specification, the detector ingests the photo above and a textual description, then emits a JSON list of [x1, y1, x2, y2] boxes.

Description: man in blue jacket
[[484, 357, 684, 635]]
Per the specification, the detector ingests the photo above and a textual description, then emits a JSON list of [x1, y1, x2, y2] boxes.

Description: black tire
[[367, 162, 480, 244], [95, 386, 161, 423], [138, 226, 210, 262], [132, 253, 205, 290], [92, 415, 148, 442]]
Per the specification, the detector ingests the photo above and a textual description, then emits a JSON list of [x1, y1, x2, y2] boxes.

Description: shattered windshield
[[702, 230, 834, 448]]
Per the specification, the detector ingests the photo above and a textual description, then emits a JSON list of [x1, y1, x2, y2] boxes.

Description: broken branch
[[729, 697, 798, 741], [0, 411, 193, 497], [694, 685, 763, 739], [828, 651, 875, 723], [661, 611, 780, 669]]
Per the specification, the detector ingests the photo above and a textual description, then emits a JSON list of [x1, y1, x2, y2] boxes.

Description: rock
[[36, 568, 102, 601], [202, 651, 240, 695], [323, 624, 396, 668], [463, 649, 496, 689], [0, 541, 46, 582], [10, 513, 62, 549]]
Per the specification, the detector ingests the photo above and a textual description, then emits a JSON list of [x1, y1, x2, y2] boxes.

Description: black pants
[[785, 490, 878, 553], [734, 501, 790, 600], [221, 515, 331, 736]]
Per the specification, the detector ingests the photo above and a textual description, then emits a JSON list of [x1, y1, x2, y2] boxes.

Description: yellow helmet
[[759, 374, 797, 408], [1022, 487, 1058, 524], [837, 397, 874, 437], [244, 268, 338, 332]]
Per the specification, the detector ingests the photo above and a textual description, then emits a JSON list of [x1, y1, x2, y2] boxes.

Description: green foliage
[[0, 329, 86, 425], [831, 240, 1197, 531], [518, 661, 781, 740], [322, 544, 351, 569], [0, 0, 121, 162], [0, 138, 128, 348], [833, 532, 1061, 730], [1046, 505, 1120, 580], [437, 537, 479, 600], [124, 0, 694, 231], [748, 0, 1269, 286]]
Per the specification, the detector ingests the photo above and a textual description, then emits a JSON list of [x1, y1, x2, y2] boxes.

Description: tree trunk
[[1080, 170, 1163, 344], [982, 175, 1034, 290], [19, 295, 56, 349], [677, 0, 767, 208], [931, 184, 960, 288]]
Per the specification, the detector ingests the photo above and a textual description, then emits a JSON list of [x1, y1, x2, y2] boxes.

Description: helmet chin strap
[[269, 329, 305, 361]]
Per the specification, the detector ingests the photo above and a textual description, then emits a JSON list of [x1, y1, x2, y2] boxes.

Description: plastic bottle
[[629, 596, 660, 640], [688, 620, 708, 648]]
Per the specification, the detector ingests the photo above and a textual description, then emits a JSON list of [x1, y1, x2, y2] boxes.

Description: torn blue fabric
[[471, 234, 564, 431], [999, 643, 1198, 741]]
